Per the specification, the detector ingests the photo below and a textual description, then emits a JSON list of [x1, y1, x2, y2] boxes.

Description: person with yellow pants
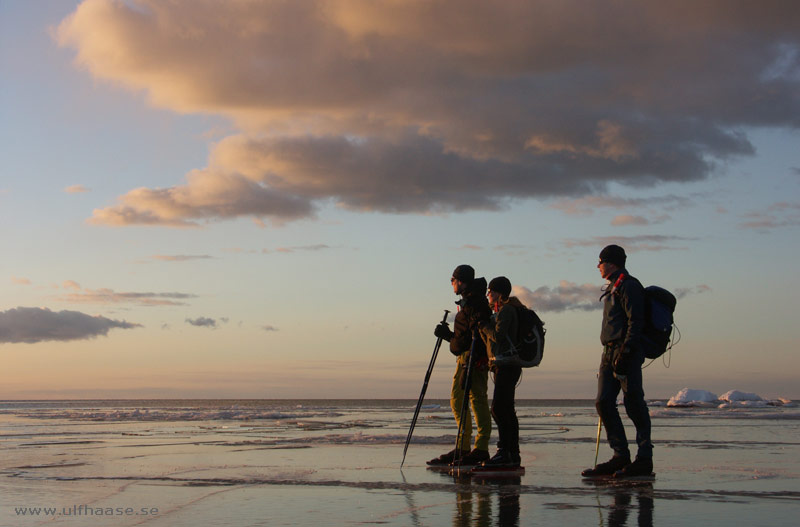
[[428, 265, 492, 466]]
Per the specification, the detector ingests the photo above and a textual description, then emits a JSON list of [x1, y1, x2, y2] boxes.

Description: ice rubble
[[667, 388, 796, 408]]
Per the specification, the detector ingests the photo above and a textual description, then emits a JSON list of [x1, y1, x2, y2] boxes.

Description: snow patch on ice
[[666, 388, 796, 409], [719, 390, 763, 403], [667, 388, 718, 407]]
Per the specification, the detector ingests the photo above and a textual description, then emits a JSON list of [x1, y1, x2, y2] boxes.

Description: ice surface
[[2, 398, 799, 526]]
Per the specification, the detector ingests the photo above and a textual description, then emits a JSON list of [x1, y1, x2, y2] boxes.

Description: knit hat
[[452, 264, 475, 283], [488, 276, 512, 298], [599, 244, 627, 267]]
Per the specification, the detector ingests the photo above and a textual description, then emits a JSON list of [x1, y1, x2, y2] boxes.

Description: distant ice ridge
[[667, 388, 796, 408]]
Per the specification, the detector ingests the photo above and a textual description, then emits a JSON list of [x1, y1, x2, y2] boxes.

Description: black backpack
[[641, 286, 677, 359], [494, 305, 546, 368]]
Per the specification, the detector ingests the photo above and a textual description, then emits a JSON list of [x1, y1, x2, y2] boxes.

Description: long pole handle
[[593, 416, 603, 468], [401, 309, 450, 467]]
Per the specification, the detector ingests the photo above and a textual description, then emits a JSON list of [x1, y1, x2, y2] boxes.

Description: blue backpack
[[641, 286, 677, 359]]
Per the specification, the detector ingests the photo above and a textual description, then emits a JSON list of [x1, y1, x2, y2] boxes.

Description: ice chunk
[[667, 388, 719, 407], [719, 390, 763, 403]]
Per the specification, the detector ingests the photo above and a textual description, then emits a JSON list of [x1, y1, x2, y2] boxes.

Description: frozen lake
[[1, 397, 798, 526]]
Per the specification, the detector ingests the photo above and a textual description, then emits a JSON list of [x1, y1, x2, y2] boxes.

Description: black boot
[[581, 455, 631, 477], [427, 448, 469, 466], [451, 448, 489, 466], [613, 456, 653, 478], [480, 449, 520, 468]]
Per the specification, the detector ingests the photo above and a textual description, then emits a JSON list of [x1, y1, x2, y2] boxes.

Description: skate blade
[[582, 472, 655, 483], [468, 466, 525, 477]]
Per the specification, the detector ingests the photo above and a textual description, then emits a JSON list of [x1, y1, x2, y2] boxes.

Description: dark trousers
[[596, 347, 653, 459], [491, 366, 522, 454]]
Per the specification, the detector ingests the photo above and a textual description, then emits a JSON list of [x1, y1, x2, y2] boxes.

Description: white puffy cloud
[[516, 281, 712, 312], [514, 282, 601, 313], [0, 307, 141, 344], [55, 0, 800, 226]]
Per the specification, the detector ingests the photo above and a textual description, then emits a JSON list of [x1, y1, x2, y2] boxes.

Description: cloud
[[268, 244, 332, 254], [674, 284, 712, 299], [152, 254, 213, 261], [62, 280, 81, 290], [516, 281, 712, 312], [514, 282, 601, 313], [57, 286, 196, 306], [563, 235, 696, 252], [739, 202, 800, 231], [54, 0, 800, 226], [185, 317, 217, 328], [261, 325, 279, 332], [611, 215, 650, 226], [64, 184, 90, 194], [0, 307, 141, 344], [551, 195, 692, 216], [12, 277, 32, 285]]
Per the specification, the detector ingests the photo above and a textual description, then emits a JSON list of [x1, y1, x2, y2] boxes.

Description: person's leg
[[622, 352, 652, 459], [469, 367, 491, 453], [596, 354, 630, 459], [451, 362, 472, 452], [490, 367, 521, 455]]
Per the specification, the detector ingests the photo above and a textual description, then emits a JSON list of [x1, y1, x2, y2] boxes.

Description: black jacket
[[600, 269, 645, 352], [450, 277, 492, 359]]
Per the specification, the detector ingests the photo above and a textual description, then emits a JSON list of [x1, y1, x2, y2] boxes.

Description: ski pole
[[593, 416, 603, 468], [453, 332, 477, 468], [401, 309, 450, 468]]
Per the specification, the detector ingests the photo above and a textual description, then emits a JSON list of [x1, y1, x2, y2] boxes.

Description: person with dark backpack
[[477, 276, 525, 468], [582, 245, 654, 479]]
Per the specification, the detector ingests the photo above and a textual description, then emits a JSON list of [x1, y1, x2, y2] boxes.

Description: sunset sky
[[1, 0, 798, 400]]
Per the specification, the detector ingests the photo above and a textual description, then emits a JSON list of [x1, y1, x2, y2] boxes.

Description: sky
[[1, 0, 799, 400]]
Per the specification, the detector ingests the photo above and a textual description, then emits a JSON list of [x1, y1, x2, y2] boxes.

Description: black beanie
[[599, 244, 627, 267], [452, 264, 475, 283], [488, 276, 512, 298]]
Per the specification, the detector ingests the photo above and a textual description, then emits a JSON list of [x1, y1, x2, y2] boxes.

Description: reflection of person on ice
[[427, 265, 492, 467], [582, 245, 654, 478], [478, 276, 524, 468]]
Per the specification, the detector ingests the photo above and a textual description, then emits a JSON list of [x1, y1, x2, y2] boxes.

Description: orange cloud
[[55, 0, 800, 226]]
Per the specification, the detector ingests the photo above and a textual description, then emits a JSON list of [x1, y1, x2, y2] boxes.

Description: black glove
[[434, 322, 453, 341]]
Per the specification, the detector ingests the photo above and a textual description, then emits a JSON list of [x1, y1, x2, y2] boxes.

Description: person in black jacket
[[582, 245, 654, 478], [479, 276, 524, 468], [427, 265, 492, 466]]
